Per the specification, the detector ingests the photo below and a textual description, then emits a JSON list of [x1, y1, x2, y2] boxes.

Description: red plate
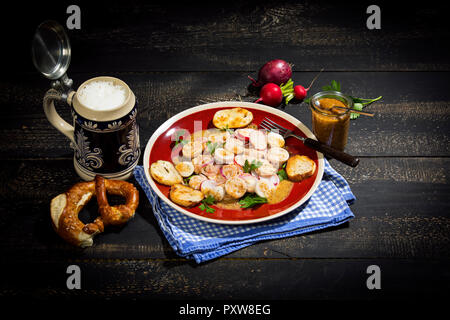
[[143, 102, 324, 224]]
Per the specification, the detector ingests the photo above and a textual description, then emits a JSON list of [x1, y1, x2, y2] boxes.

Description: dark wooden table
[[1, 1, 449, 306]]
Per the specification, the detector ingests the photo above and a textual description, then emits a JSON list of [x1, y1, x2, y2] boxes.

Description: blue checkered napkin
[[134, 159, 355, 263]]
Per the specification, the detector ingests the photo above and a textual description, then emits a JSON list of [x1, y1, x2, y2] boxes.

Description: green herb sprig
[[239, 194, 268, 208], [348, 96, 382, 119], [280, 79, 295, 105], [277, 162, 288, 181], [220, 124, 234, 135], [243, 159, 262, 173], [321, 80, 341, 92], [205, 141, 221, 155], [199, 195, 216, 213], [173, 129, 190, 147], [183, 175, 194, 185]]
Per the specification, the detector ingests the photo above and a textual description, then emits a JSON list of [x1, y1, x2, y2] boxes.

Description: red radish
[[270, 174, 280, 186], [248, 59, 293, 87], [219, 166, 226, 178], [294, 85, 308, 100], [254, 83, 283, 107], [293, 68, 324, 101], [259, 174, 280, 186], [199, 179, 209, 191], [201, 159, 214, 167], [235, 128, 254, 142], [201, 163, 220, 178]]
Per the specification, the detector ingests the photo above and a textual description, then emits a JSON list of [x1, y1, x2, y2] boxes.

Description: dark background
[[3, 0, 450, 74], [0, 0, 449, 308]]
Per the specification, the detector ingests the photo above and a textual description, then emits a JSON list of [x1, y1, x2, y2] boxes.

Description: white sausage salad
[[150, 108, 316, 213]]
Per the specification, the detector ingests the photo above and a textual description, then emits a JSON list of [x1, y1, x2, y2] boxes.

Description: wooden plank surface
[[4, 1, 450, 74], [0, 158, 448, 262], [0, 0, 449, 303], [1, 259, 448, 300]]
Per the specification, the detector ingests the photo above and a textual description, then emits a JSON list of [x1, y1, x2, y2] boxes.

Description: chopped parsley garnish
[[220, 124, 234, 135], [243, 159, 262, 173], [277, 168, 288, 181], [277, 162, 288, 181], [183, 175, 194, 185], [173, 129, 189, 147], [199, 195, 216, 213], [205, 141, 221, 155], [239, 194, 268, 208]]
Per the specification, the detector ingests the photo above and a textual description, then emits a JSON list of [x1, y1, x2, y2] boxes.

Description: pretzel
[[95, 175, 139, 225], [50, 176, 139, 247]]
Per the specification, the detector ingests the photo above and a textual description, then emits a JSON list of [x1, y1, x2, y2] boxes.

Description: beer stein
[[32, 21, 140, 180]]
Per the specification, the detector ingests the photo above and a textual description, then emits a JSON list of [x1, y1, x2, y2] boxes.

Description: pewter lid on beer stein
[[31, 20, 73, 93]]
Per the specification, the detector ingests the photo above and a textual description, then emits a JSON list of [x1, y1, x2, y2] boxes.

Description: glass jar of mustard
[[309, 91, 352, 152]]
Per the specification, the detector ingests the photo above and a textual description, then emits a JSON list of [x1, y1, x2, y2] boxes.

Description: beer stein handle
[[43, 88, 75, 143]]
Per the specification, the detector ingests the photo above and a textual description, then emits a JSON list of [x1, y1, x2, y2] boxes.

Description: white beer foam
[[78, 80, 126, 111]]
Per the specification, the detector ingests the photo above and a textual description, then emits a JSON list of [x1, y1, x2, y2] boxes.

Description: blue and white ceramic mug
[[43, 76, 140, 180]]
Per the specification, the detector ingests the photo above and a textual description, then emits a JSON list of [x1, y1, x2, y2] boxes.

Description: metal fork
[[260, 117, 359, 167]]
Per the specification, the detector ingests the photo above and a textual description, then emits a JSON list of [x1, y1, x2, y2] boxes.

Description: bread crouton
[[169, 184, 204, 207], [213, 108, 253, 129], [286, 155, 316, 182], [150, 160, 183, 186]]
